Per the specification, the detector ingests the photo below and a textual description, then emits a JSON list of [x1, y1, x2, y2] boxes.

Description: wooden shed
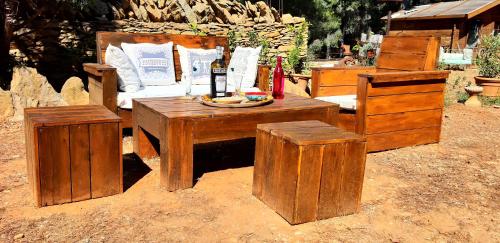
[[385, 0, 499, 52]]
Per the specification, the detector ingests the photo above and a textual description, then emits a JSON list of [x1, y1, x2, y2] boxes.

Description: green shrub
[[309, 39, 323, 59], [480, 96, 500, 106], [476, 35, 500, 78]]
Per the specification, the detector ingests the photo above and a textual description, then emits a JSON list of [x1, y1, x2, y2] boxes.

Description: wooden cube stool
[[253, 120, 367, 224], [24, 105, 122, 207]]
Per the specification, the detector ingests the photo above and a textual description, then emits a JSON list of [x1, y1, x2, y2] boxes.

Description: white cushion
[[177, 45, 217, 85], [315, 95, 357, 110], [227, 46, 262, 88], [104, 44, 141, 92], [189, 84, 261, 96], [121, 42, 176, 86], [117, 84, 186, 109]]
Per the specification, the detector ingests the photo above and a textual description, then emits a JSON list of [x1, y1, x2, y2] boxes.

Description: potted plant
[[475, 35, 500, 97]]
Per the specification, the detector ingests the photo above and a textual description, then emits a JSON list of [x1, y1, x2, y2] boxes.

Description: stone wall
[[10, 16, 307, 90]]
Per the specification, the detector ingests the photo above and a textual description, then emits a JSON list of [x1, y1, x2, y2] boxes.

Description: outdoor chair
[[311, 36, 450, 152], [83, 32, 270, 128]]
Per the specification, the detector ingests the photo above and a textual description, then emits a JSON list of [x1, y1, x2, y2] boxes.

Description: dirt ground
[[0, 104, 499, 242]]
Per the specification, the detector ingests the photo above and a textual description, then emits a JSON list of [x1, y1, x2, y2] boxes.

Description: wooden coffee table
[[132, 93, 339, 191]]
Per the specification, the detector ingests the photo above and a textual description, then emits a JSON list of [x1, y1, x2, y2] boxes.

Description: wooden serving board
[[201, 97, 274, 108]]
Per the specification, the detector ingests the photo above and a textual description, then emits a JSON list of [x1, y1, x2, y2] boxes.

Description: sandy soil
[[0, 104, 499, 242]]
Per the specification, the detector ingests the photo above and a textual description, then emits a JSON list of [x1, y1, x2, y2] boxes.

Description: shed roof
[[383, 0, 500, 21]]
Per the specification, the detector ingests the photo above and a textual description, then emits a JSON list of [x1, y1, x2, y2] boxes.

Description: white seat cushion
[[227, 46, 262, 88], [315, 95, 357, 110], [117, 84, 186, 109], [121, 42, 176, 86]]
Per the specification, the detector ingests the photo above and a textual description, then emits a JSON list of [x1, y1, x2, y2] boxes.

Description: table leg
[[160, 118, 194, 191], [133, 125, 159, 160]]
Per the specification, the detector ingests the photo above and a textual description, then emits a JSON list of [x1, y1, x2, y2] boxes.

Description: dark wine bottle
[[210, 46, 227, 98]]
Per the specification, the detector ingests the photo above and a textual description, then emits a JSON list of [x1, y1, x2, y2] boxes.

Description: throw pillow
[[227, 46, 262, 88], [105, 44, 141, 92], [177, 45, 217, 85], [121, 42, 176, 86]]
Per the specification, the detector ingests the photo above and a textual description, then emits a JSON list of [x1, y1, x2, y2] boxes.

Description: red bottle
[[272, 56, 285, 99]]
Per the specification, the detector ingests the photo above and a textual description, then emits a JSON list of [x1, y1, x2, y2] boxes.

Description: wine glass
[[234, 73, 244, 97]]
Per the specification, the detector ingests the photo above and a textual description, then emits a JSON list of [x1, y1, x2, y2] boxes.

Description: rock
[[138, 5, 150, 21], [61, 77, 89, 106], [0, 89, 14, 121], [158, 0, 166, 8], [145, 4, 162, 21], [284, 79, 310, 98], [13, 234, 24, 240], [278, 45, 293, 52], [9, 67, 67, 121], [177, 0, 198, 24], [255, 1, 275, 23], [282, 14, 294, 24]]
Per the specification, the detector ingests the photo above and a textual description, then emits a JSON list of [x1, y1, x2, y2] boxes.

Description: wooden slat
[[90, 123, 121, 198], [366, 91, 444, 115], [388, 30, 453, 37], [261, 132, 284, 211], [376, 52, 427, 71], [367, 126, 441, 152], [117, 109, 133, 129], [379, 36, 430, 55], [317, 143, 346, 219], [338, 112, 356, 132], [275, 140, 300, 222], [361, 71, 449, 84], [317, 86, 358, 96], [252, 129, 269, 199], [193, 107, 338, 144], [367, 80, 445, 96], [311, 67, 376, 98], [39, 126, 71, 206], [294, 145, 324, 224], [338, 141, 366, 214], [317, 68, 375, 86], [366, 109, 443, 134], [69, 125, 91, 202]]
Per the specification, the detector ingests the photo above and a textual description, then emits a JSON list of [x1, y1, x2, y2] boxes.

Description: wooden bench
[[24, 106, 122, 207], [253, 120, 367, 224], [311, 36, 450, 152], [83, 32, 271, 128]]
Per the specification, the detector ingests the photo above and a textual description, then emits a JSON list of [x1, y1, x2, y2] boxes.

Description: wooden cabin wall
[[389, 5, 499, 52]]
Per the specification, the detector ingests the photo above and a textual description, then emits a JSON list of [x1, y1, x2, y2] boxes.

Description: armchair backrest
[[376, 36, 440, 72], [96, 32, 230, 81]]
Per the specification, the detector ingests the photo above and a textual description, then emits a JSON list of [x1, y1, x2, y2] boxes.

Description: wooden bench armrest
[[83, 63, 116, 77], [83, 63, 118, 113], [359, 70, 450, 83]]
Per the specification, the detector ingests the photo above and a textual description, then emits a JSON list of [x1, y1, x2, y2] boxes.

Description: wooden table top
[[258, 120, 365, 146], [134, 93, 338, 119], [25, 105, 121, 127]]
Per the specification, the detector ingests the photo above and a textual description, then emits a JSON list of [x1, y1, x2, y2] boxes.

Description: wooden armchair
[[311, 36, 450, 152], [83, 32, 270, 128]]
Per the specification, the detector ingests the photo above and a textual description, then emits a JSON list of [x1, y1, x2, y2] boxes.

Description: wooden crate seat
[[253, 120, 367, 225]]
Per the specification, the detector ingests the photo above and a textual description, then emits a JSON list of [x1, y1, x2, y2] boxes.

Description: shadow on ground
[[122, 153, 152, 191], [193, 138, 256, 185]]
